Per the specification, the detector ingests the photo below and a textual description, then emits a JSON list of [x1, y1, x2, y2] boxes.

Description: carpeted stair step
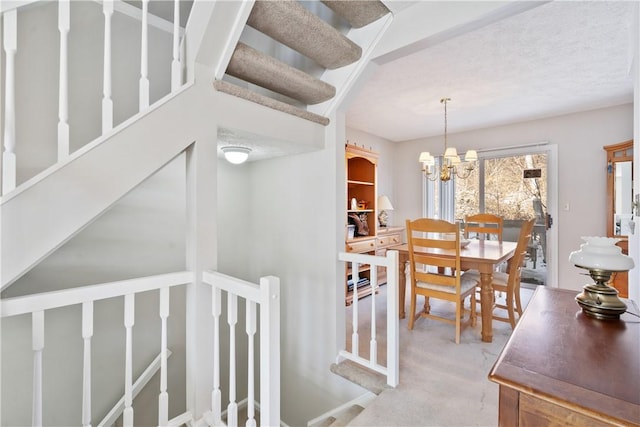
[[227, 42, 336, 105], [247, 0, 362, 70], [330, 360, 390, 395], [312, 415, 337, 427], [321, 1, 391, 28], [213, 80, 330, 126], [328, 405, 365, 427]]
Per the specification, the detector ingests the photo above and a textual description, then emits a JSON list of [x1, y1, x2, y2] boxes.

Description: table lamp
[[568, 236, 633, 319], [377, 195, 394, 227]]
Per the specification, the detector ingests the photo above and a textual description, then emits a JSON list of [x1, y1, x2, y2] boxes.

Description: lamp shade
[[444, 147, 458, 159], [378, 195, 394, 211], [569, 236, 634, 271], [221, 146, 251, 164], [419, 152, 435, 166], [464, 150, 478, 162]]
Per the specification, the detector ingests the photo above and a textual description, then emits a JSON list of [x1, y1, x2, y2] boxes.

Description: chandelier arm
[[422, 167, 440, 182], [454, 166, 474, 180]]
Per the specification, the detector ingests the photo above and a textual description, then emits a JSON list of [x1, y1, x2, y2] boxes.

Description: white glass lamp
[[569, 236, 633, 319], [377, 195, 394, 227], [221, 146, 251, 164]]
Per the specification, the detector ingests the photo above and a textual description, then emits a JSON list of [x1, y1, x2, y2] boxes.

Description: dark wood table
[[489, 287, 640, 426], [390, 240, 517, 343]]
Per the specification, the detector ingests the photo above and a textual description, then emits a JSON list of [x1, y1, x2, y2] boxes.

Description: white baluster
[[158, 287, 169, 426], [386, 251, 400, 387], [227, 293, 238, 427], [139, 0, 150, 111], [102, 0, 114, 133], [259, 276, 280, 427], [351, 262, 359, 357], [369, 265, 378, 367], [124, 294, 135, 427], [3, 9, 17, 194], [171, 0, 181, 91], [82, 302, 93, 427], [245, 300, 257, 427], [211, 287, 222, 424], [58, 0, 70, 160], [32, 311, 44, 427]]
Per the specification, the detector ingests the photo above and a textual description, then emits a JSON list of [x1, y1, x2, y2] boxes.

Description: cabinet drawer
[[346, 239, 376, 253], [378, 234, 401, 248]]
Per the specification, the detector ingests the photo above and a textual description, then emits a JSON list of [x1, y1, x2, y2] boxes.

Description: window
[[455, 153, 548, 221]]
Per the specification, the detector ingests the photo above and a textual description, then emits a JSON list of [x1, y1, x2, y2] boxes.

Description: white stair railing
[[202, 271, 281, 427], [1, 270, 281, 427], [0, 0, 188, 196], [338, 250, 399, 387], [1, 272, 192, 426]]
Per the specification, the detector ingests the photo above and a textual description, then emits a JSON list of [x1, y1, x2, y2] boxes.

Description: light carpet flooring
[[343, 283, 536, 426]]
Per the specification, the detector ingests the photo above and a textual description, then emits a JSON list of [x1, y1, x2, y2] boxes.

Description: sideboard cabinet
[[489, 287, 639, 427], [344, 143, 404, 305]]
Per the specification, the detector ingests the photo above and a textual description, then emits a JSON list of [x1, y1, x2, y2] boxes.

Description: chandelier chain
[[441, 97, 450, 151]]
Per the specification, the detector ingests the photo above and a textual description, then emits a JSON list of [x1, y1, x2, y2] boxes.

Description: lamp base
[[575, 283, 627, 320], [378, 210, 388, 228]]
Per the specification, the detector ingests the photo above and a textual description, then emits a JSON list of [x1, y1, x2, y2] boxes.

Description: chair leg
[[408, 290, 417, 330], [470, 294, 477, 327], [506, 291, 516, 328], [423, 296, 430, 314], [514, 283, 523, 315], [455, 300, 461, 344]]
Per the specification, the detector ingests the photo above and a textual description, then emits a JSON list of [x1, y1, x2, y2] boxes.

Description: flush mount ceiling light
[[221, 146, 251, 165]]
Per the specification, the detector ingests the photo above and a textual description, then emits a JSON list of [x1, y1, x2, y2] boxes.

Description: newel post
[[259, 276, 280, 427]]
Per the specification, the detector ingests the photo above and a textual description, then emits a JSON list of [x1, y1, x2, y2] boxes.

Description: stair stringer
[[308, 12, 393, 118], [1, 82, 217, 290], [184, 0, 255, 82]]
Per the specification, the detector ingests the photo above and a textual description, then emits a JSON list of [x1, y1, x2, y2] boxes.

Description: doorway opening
[[456, 151, 548, 285], [424, 143, 557, 287]]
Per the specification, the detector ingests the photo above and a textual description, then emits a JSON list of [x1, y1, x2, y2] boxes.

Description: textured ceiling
[[346, 1, 635, 142]]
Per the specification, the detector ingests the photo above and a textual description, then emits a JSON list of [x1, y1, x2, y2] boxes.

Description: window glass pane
[[454, 168, 479, 220], [455, 154, 547, 221]]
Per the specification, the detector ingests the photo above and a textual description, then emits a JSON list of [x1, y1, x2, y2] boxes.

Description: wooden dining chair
[[465, 218, 535, 328], [405, 218, 478, 344], [464, 213, 504, 242]]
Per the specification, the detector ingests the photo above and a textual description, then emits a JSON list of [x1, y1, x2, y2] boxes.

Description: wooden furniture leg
[[398, 254, 408, 319], [480, 271, 494, 342]]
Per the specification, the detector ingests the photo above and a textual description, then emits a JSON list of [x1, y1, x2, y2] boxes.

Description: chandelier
[[419, 97, 477, 182]]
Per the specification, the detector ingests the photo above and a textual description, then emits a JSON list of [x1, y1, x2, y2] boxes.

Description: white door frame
[[476, 142, 559, 287]]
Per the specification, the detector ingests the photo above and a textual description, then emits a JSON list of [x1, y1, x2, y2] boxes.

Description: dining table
[[389, 239, 518, 343]]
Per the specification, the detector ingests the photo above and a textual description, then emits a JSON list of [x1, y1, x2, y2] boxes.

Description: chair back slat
[[406, 218, 462, 275], [465, 213, 504, 242], [508, 219, 536, 284], [415, 270, 456, 287]]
